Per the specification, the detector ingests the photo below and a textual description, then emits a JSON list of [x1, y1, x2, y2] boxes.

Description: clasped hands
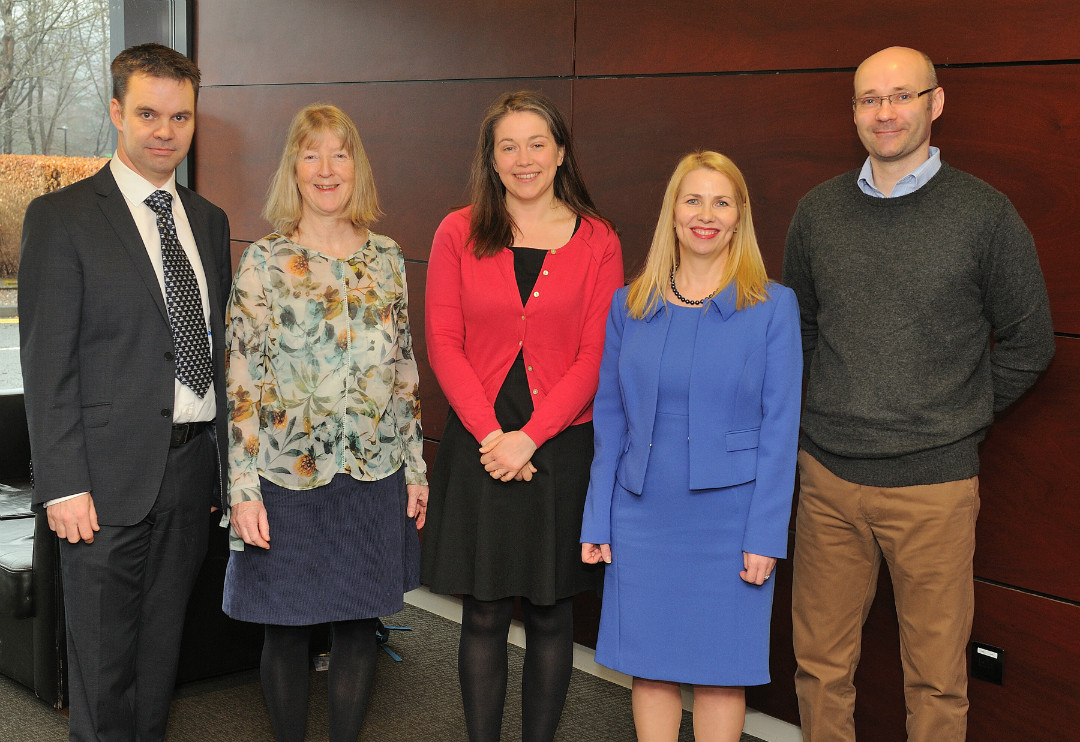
[[479, 429, 538, 482]]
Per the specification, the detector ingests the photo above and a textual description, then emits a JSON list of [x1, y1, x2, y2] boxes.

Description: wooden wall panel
[[846, 574, 908, 742], [752, 564, 1080, 741], [405, 264, 449, 443], [195, 0, 574, 86], [190, 4, 1080, 738], [932, 66, 1080, 333], [827, 572, 1080, 742], [968, 582, 1080, 741], [573, 73, 863, 279], [573, 65, 1080, 332], [761, 343, 1080, 737], [975, 337, 1080, 602], [745, 533, 800, 726], [749, 545, 912, 736], [195, 80, 573, 255], [571, 591, 602, 649], [422, 439, 438, 484], [577, 0, 1080, 76]]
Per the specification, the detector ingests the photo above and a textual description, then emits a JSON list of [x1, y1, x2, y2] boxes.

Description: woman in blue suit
[[581, 151, 802, 741]]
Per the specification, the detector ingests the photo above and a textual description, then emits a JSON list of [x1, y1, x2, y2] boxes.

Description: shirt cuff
[[44, 492, 89, 508]]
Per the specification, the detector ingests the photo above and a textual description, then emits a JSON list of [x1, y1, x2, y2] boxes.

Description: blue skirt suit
[[581, 283, 802, 685]]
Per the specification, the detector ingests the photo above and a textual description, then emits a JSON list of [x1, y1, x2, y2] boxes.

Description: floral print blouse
[[225, 232, 426, 510]]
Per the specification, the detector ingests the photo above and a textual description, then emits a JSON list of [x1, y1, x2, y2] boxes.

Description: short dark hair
[[467, 90, 610, 258], [111, 43, 201, 106]]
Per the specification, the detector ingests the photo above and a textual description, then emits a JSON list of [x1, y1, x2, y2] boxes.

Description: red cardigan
[[425, 207, 624, 448]]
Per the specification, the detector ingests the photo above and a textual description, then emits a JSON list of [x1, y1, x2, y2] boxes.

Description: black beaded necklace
[[669, 266, 717, 306]]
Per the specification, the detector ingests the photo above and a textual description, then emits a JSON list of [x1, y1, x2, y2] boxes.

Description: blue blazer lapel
[[632, 303, 668, 447]]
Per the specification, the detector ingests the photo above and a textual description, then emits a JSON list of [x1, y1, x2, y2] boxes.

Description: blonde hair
[[263, 103, 382, 236], [626, 151, 769, 319]]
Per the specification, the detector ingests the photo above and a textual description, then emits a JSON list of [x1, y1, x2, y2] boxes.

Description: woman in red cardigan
[[422, 90, 623, 741]]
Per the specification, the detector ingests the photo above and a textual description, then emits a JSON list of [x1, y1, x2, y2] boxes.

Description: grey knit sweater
[[782, 163, 1055, 487]]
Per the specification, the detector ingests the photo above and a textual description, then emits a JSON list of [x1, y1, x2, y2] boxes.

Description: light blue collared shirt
[[858, 146, 941, 198]]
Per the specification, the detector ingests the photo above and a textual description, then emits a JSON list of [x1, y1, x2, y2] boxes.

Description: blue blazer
[[580, 283, 803, 558]]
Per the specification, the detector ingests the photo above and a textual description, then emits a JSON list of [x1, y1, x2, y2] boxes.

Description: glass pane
[[0, 0, 112, 391]]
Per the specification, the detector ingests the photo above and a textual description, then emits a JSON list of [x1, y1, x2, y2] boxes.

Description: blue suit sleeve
[[741, 286, 803, 558], [580, 289, 629, 546]]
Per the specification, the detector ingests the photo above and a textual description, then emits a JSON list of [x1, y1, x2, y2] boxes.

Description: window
[[0, 0, 189, 391]]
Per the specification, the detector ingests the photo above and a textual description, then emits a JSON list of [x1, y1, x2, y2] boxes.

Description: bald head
[[855, 47, 937, 96], [851, 46, 944, 189]]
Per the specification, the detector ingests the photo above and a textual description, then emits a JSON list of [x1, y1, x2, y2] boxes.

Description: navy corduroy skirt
[[223, 468, 420, 625]]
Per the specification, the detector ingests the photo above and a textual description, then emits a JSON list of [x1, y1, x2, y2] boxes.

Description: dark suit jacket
[[19, 164, 231, 525]]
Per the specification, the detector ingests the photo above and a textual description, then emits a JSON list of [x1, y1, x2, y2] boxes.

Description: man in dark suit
[[19, 43, 231, 741]]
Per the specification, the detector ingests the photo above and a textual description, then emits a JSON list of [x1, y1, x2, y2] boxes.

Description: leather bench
[[0, 483, 34, 620], [0, 392, 264, 708]]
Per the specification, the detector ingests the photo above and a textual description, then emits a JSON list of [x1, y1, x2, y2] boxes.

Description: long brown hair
[[466, 90, 609, 258]]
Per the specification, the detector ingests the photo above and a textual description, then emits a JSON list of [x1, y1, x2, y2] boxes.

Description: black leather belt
[[170, 420, 212, 448]]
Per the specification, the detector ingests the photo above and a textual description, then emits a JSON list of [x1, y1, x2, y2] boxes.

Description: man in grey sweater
[[782, 46, 1054, 742]]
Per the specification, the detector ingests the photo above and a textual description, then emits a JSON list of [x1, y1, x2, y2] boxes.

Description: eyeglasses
[[852, 88, 936, 111]]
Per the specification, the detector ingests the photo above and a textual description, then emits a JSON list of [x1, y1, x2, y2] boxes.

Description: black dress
[[421, 244, 603, 605]]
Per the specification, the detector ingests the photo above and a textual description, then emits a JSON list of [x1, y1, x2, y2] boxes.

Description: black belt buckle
[[170, 420, 210, 448]]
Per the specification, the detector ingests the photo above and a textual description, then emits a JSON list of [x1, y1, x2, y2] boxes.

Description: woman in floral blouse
[[221, 103, 427, 742]]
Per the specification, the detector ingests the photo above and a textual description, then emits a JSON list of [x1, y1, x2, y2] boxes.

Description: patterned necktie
[[144, 190, 213, 398]]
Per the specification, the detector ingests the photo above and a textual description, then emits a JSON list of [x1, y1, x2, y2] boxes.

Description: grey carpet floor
[[0, 603, 767, 741]]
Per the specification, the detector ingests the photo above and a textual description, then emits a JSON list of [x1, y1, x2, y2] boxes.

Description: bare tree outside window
[[1, 0, 111, 156], [0, 0, 110, 281]]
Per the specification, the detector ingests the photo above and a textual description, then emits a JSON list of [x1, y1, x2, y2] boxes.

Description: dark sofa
[[0, 392, 263, 708]]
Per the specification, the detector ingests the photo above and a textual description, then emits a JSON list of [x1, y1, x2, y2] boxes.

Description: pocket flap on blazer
[[81, 403, 112, 428], [725, 428, 760, 451]]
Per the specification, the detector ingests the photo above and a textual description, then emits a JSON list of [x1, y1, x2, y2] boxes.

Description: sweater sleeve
[[782, 200, 819, 377], [520, 225, 624, 448], [580, 289, 629, 546], [982, 199, 1055, 411], [741, 287, 803, 558], [425, 213, 503, 443]]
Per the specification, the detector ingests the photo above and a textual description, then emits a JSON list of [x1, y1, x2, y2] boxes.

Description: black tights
[[459, 595, 575, 742], [261, 619, 379, 742]]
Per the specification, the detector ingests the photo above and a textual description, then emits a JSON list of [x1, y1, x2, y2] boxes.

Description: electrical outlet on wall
[[970, 641, 1005, 685]]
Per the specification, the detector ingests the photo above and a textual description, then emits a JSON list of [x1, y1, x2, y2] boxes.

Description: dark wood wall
[[191, 2, 1080, 739]]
